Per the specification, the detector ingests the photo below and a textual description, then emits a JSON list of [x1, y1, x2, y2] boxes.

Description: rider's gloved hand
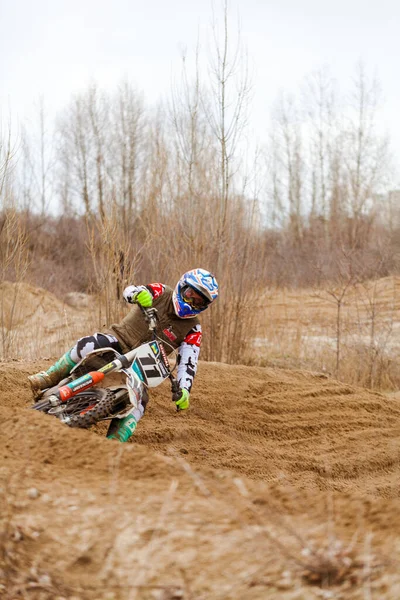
[[173, 388, 190, 411], [135, 289, 153, 308], [123, 285, 153, 307]]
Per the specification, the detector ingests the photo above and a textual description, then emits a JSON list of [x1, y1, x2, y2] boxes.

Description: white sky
[[1, 0, 399, 166]]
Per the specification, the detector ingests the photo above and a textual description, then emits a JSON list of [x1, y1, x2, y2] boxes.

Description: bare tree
[[18, 97, 55, 215], [58, 94, 93, 216], [112, 80, 146, 230], [268, 92, 305, 249], [311, 248, 358, 377], [0, 117, 17, 203], [87, 84, 109, 221], [169, 42, 218, 271], [342, 63, 389, 247], [303, 68, 337, 222], [0, 121, 30, 358], [200, 0, 253, 360], [205, 0, 251, 258]]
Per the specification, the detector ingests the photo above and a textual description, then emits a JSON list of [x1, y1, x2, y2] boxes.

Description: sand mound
[[2, 359, 400, 598], [0, 281, 66, 328], [3, 360, 400, 497], [0, 282, 97, 360]]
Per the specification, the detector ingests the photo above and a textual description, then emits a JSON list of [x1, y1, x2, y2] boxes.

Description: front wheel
[[31, 388, 130, 429]]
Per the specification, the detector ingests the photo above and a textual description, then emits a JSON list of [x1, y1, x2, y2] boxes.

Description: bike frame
[[34, 307, 180, 422]]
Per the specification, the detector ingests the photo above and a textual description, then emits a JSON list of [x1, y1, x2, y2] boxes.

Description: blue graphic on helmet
[[172, 268, 219, 319]]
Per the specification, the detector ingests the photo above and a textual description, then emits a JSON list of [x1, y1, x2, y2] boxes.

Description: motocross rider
[[28, 268, 219, 442]]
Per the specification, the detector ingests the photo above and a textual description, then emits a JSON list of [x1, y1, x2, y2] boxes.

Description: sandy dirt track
[[2, 356, 400, 599]]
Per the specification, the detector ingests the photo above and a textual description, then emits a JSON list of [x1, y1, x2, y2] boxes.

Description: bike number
[[131, 342, 169, 388]]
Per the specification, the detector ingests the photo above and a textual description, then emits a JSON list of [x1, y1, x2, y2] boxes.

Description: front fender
[[126, 371, 145, 410]]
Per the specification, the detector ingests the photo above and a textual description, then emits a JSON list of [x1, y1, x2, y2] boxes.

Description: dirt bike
[[30, 307, 180, 431]]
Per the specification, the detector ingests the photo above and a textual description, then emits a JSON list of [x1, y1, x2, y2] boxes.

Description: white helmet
[[172, 268, 219, 318]]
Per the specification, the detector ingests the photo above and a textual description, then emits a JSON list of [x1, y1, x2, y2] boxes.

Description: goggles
[[181, 285, 209, 310]]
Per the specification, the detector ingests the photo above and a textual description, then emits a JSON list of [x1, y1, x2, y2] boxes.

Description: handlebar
[[140, 305, 158, 332]]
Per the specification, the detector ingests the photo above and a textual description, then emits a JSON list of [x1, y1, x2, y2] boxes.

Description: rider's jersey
[[108, 284, 201, 392]]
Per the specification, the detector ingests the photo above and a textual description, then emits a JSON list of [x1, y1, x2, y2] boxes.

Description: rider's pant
[[70, 333, 122, 362]]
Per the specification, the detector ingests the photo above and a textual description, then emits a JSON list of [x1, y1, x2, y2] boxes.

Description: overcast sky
[[1, 0, 399, 170]]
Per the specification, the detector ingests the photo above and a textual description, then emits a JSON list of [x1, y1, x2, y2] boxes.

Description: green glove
[[134, 289, 153, 308], [174, 388, 190, 411]]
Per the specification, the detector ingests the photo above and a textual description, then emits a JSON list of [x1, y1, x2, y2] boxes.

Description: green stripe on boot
[[46, 351, 76, 380], [28, 350, 77, 398], [107, 414, 137, 443]]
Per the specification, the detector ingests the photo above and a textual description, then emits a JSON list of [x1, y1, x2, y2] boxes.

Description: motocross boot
[[107, 414, 137, 443], [28, 351, 76, 399]]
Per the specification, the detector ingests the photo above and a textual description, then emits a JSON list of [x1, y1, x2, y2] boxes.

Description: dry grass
[[244, 277, 400, 391], [3, 273, 400, 392]]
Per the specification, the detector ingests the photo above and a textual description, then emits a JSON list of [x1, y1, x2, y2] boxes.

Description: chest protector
[[108, 286, 200, 353]]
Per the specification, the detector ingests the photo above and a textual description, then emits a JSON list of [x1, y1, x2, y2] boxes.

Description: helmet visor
[[181, 285, 209, 310]]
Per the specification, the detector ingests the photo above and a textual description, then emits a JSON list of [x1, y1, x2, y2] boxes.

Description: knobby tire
[[67, 389, 127, 428], [31, 389, 129, 429]]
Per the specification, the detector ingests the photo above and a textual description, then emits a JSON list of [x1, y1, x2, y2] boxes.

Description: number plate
[[130, 341, 169, 387]]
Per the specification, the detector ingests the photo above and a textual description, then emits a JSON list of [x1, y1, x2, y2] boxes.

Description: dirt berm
[[1, 359, 400, 599]]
